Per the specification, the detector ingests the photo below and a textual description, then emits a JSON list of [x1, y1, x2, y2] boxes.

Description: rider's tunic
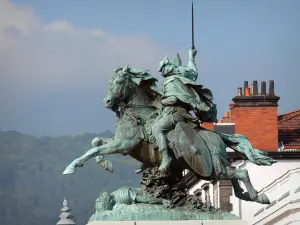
[[162, 75, 217, 123], [152, 73, 217, 152]]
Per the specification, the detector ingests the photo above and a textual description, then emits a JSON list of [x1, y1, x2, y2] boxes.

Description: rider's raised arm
[[187, 48, 198, 76]]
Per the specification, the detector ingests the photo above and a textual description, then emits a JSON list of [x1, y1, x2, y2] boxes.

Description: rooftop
[[278, 109, 300, 150], [278, 109, 300, 121]]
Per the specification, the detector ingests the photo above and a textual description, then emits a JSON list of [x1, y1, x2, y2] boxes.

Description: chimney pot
[[237, 87, 243, 96], [269, 80, 275, 96], [253, 80, 258, 95], [225, 111, 230, 118], [261, 81, 266, 95], [243, 81, 248, 95], [245, 87, 251, 96]]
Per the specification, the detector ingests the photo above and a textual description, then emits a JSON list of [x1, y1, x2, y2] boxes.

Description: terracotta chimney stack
[[237, 87, 243, 96], [261, 81, 266, 95], [269, 80, 275, 96], [243, 81, 248, 95], [245, 87, 251, 96], [253, 80, 258, 95], [232, 80, 280, 151]]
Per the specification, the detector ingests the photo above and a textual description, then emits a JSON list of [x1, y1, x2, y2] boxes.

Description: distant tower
[[56, 198, 76, 225]]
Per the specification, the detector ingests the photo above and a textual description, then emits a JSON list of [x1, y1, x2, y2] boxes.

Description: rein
[[119, 102, 157, 124], [119, 102, 158, 142]]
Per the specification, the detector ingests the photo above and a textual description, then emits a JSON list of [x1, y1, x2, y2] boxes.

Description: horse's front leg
[[92, 137, 114, 163], [63, 138, 141, 175]]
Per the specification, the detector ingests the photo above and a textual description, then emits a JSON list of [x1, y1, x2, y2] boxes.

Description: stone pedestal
[[87, 220, 248, 225], [88, 203, 246, 225]]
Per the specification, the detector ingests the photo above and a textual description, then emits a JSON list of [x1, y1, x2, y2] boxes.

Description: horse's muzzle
[[104, 99, 112, 108]]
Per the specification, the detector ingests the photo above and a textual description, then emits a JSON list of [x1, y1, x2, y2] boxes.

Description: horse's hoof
[[135, 169, 142, 173], [256, 193, 270, 204], [135, 168, 143, 174], [63, 166, 76, 175]]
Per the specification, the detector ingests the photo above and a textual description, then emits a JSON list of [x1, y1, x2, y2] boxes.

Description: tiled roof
[[278, 109, 300, 150], [278, 109, 300, 121]]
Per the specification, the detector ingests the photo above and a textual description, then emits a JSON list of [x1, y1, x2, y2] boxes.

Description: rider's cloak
[[163, 75, 218, 123]]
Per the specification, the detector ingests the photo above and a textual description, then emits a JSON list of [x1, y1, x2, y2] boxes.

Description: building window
[[202, 183, 211, 206]]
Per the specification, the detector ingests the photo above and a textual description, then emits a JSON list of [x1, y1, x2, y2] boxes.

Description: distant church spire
[[56, 197, 76, 225]]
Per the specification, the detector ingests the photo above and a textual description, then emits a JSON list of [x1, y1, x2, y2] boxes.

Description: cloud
[[0, 0, 165, 94], [0, 0, 172, 135]]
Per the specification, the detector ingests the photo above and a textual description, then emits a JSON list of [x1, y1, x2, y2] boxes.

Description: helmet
[[158, 57, 169, 72], [115, 65, 129, 74]]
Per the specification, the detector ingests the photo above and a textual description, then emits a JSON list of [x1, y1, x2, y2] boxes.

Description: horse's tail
[[217, 132, 277, 166]]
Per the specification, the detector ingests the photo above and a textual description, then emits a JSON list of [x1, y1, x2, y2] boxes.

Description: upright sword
[[192, 2, 195, 50]]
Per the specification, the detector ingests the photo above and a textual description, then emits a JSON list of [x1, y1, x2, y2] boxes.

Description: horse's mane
[[132, 73, 162, 97], [116, 69, 163, 99]]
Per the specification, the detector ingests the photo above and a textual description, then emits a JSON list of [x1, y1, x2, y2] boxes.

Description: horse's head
[[95, 192, 113, 211], [103, 66, 134, 109], [104, 65, 161, 111]]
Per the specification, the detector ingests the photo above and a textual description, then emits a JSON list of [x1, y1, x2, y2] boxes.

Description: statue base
[[88, 203, 241, 222], [87, 221, 247, 225]]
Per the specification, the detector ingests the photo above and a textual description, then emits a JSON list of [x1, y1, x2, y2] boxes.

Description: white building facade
[[187, 158, 300, 224]]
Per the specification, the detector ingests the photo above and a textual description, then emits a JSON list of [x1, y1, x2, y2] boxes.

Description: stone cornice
[[232, 95, 280, 107]]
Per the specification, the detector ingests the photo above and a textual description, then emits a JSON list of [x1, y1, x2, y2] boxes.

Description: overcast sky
[[1, 0, 300, 136]]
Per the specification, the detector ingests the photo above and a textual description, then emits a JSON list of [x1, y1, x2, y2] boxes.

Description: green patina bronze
[[62, 3, 277, 221], [90, 202, 239, 222]]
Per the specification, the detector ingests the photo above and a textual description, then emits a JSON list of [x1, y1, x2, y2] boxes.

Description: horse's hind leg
[[226, 166, 270, 204], [231, 179, 250, 201], [63, 138, 141, 175]]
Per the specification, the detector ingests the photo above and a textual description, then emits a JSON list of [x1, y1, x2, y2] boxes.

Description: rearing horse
[[63, 68, 276, 205]]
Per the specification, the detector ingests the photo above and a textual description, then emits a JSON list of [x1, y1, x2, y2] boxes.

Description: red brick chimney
[[202, 122, 214, 130], [230, 80, 280, 151]]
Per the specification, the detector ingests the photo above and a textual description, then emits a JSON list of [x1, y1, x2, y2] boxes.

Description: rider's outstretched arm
[[187, 48, 198, 78]]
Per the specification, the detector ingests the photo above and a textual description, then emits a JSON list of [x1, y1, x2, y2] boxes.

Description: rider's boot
[[159, 148, 172, 171]]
